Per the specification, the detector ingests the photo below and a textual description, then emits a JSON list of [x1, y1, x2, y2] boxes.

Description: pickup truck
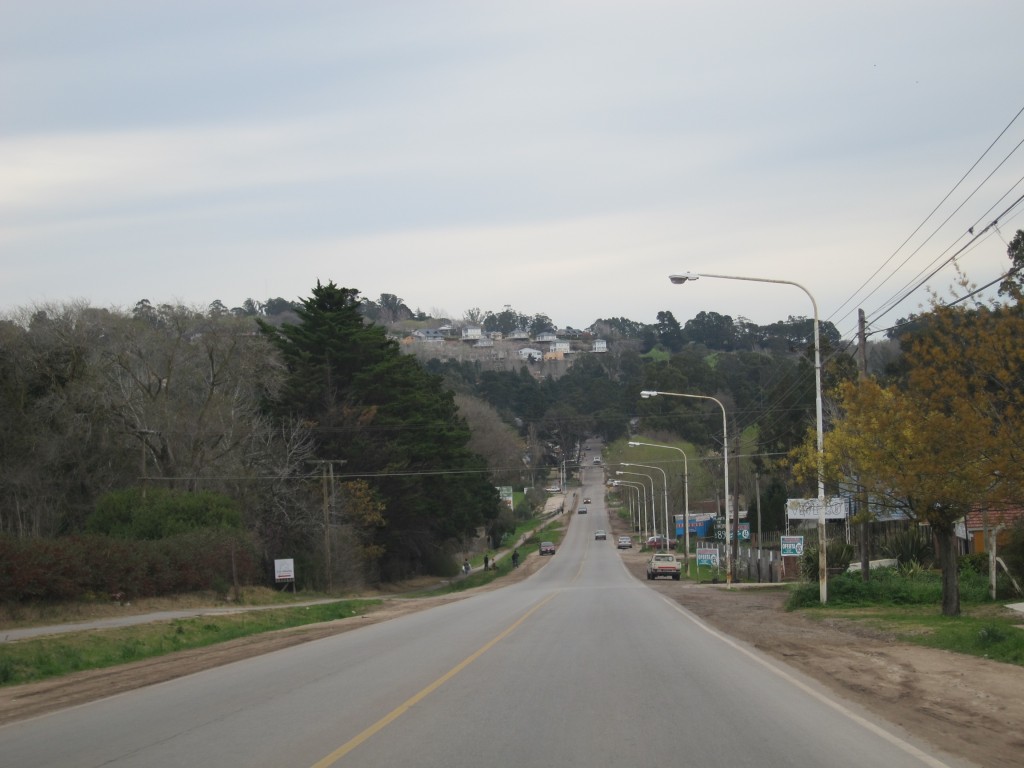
[[646, 553, 681, 581]]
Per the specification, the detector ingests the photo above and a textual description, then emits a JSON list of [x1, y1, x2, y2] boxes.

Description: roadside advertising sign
[[274, 558, 295, 582], [780, 536, 804, 556], [696, 547, 719, 566]]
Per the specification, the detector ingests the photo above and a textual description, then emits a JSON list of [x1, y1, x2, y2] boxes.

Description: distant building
[[591, 339, 608, 353], [461, 327, 483, 341], [518, 347, 543, 361], [412, 328, 446, 343], [533, 331, 558, 344]]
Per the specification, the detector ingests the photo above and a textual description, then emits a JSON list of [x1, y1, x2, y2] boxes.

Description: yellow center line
[[310, 592, 559, 767]]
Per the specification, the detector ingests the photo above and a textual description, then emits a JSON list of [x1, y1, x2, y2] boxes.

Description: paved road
[[0, 459, 972, 768]]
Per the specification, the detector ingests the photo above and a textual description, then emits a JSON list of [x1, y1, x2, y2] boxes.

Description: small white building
[[533, 331, 558, 344], [591, 339, 608, 353], [461, 327, 483, 341], [518, 347, 543, 361]]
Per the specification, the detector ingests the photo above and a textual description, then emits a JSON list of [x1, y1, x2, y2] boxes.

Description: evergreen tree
[[259, 281, 499, 581]]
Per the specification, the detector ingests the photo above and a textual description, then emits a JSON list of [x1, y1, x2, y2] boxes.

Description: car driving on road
[[539, 541, 556, 556], [617, 536, 633, 549], [594, 529, 607, 540]]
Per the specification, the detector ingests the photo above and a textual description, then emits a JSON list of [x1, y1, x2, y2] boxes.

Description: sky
[[3, 1, 1024, 339]]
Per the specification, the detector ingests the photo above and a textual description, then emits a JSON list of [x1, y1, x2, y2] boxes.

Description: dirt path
[[2, 528, 1022, 768]]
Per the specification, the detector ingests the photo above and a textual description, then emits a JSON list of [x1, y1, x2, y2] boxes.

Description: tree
[[684, 311, 736, 350], [998, 229, 1024, 301], [260, 281, 500, 582], [796, 302, 1024, 616], [654, 311, 684, 352]]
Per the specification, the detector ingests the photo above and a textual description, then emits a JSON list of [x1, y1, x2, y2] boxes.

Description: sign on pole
[[696, 547, 719, 567], [274, 558, 295, 582], [780, 536, 804, 556], [786, 496, 851, 520]]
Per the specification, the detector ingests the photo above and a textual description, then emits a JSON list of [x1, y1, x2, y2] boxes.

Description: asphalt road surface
[[0, 463, 972, 768]]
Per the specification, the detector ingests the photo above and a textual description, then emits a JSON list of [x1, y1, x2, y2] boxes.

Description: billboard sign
[[274, 559, 295, 582], [786, 496, 851, 520]]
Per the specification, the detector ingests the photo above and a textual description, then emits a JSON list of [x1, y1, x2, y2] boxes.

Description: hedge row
[[0, 530, 262, 602]]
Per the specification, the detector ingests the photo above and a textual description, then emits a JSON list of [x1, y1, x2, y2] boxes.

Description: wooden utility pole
[[310, 459, 346, 593], [857, 309, 870, 581]]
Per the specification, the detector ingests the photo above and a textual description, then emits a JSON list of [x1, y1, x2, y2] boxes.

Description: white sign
[[274, 558, 295, 582], [696, 547, 719, 566], [786, 496, 850, 520]]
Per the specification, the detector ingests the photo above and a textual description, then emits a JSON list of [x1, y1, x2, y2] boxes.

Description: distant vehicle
[[578, 506, 588, 514], [594, 529, 607, 540], [617, 536, 633, 549], [583, 497, 592, 504], [545, 486, 561, 493], [592, 457, 601, 464], [646, 535, 674, 550], [646, 553, 681, 580], [540, 541, 556, 556]]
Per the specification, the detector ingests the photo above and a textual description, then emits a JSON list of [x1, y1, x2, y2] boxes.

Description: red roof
[[964, 507, 1024, 532]]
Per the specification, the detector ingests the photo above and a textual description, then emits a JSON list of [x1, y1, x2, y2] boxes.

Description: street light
[[640, 390, 732, 584], [669, 271, 827, 602], [613, 479, 647, 537], [612, 480, 643, 536], [623, 462, 669, 551], [630, 441, 690, 575], [616, 470, 656, 539]]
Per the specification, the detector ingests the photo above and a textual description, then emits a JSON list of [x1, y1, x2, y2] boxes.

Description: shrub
[[800, 539, 856, 580], [881, 528, 935, 568]]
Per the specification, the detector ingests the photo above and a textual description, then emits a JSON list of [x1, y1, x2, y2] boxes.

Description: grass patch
[[0, 599, 377, 687], [786, 568, 1024, 666]]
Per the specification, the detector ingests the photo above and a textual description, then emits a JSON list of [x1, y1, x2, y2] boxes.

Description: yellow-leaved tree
[[794, 296, 1024, 617]]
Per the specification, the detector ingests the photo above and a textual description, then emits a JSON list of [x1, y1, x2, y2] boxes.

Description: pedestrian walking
[[483, 554, 490, 571], [512, 549, 520, 568]]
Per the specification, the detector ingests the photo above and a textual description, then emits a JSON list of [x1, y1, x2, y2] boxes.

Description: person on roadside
[[512, 549, 520, 568], [463, 559, 470, 575], [483, 554, 490, 571]]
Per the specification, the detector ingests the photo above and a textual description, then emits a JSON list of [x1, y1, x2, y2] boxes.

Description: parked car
[[646, 535, 675, 550], [539, 541, 556, 556], [617, 536, 633, 549], [594, 529, 607, 540]]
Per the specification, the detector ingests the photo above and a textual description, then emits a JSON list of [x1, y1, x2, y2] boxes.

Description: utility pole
[[857, 309, 870, 581], [310, 460, 346, 593]]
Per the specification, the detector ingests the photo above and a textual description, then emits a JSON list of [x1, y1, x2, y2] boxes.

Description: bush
[[881, 528, 935, 568], [800, 539, 856, 580]]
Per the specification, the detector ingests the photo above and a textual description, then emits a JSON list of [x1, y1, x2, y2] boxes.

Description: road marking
[[309, 592, 558, 767], [661, 596, 954, 768]]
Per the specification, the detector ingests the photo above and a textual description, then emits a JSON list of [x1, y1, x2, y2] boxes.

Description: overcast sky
[[3, 1, 1024, 337]]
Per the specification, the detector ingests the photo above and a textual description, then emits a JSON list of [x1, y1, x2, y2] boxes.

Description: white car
[[594, 529, 607, 540], [617, 536, 633, 549]]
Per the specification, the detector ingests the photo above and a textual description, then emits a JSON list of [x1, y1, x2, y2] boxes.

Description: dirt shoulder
[[3, 529, 1023, 768]]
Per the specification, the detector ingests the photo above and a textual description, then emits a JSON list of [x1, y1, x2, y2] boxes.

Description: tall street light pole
[[640, 390, 732, 584], [613, 480, 642, 537], [617, 470, 655, 539], [623, 462, 669, 550], [630, 441, 689, 575], [614, 479, 647, 539], [669, 271, 827, 602]]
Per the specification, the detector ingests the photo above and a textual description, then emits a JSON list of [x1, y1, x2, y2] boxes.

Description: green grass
[[786, 568, 1024, 666], [0, 599, 377, 687]]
